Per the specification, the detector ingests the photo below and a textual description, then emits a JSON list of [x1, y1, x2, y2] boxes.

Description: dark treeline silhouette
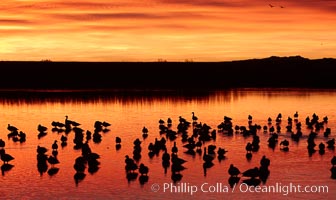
[[1, 56, 336, 90]]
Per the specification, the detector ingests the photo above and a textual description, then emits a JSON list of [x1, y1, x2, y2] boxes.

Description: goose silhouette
[[0, 139, 5, 148], [324, 128, 331, 137], [318, 142, 326, 155], [7, 124, 18, 132], [38, 124, 48, 132], [323, 116, 328, 123], [162, 149, 170, 162], [142, 127, 148, 139], [192, 112, 198, 122], [52, 140, 58, 151], [327, 138, 335, 149], [37, 146, 48, 155], [65, 115, 81, 127], [0, 150, 14, 164], [280, 139, 289, 151], [86, 130, 92, 141], [331, 156, 336, 167], [217, 147, 228, 158], [179, 116, 187, 123], [74, 156, 86, 172], [125, 155, 138, 173], [242, 167, 259, 178], [263, 125, 268, 132], [94, 121, 103, 130], [47, 155, 60, 167], [280, 139, 289, 146], [71, 121, 81, 127], [139, 163, 149, 176], [319, 142, 325, 150], [245, 142, 253, 153], [172, 142, 178, 154], [102, 121, 111, 127], [228, 164, 240, 177], [51, 121, 65, 128], [277, 113, 282, 120], [60, 135, 67, 143], [171, 154, 187, 166], [18, 131, 26, 142], [116, 137, 121, 144], [260, 155, 270, 168], [203, 147, 214, 163], [133, 138, 141, 146], [171, 162, 186, 173], [294, 111, 299, 119], [331, 166, 336, 179]]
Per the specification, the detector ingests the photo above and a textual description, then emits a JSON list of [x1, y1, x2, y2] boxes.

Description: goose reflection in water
[[331, 156, 336, 179], [1, 163, 14, 176], [72, 141, 101, 185], [74, 172, 86, 186], [0, 138, 13, 175], [327, 138, 335, 149], [60, 135, 68, 147], [162, 148, 170, 174], [125, 155, 138, 183], [115, 136, 121, 150], [37, 146, 48, 176], [139, 163, 149, 185], [242, 167, 261, 186], [228, 164, 240, 177], [47, 167, 59, 176]]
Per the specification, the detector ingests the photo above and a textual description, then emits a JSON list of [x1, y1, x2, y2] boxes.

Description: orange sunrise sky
[[1, 0, 335, 61]]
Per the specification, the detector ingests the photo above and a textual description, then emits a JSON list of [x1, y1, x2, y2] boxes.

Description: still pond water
[[0, 89, 335, 199]]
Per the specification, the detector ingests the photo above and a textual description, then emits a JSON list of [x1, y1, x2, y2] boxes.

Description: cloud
[[56, 1, 125, 8], [159, 0, 336, 12], [0, 1, 131, 17], [47, 11, 209, 22], [159, 0, 246, 7], [0, 19, 32, 25], [287, 0, 336, 12]]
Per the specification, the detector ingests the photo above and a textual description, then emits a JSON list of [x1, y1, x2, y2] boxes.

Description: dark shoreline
[[1, 56, 335, 90]]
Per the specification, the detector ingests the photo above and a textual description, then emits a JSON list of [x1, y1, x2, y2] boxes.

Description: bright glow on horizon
[[0, 0, 335, 61]]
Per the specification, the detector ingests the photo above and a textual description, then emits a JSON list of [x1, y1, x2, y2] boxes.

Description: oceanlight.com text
[[151, 182, 329, 196]]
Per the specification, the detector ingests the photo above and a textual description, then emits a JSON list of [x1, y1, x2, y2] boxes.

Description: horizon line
[[1, 55, 335, 63]]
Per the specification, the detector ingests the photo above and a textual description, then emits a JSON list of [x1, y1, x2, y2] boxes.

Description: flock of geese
[[0, 112, 335, 187], [123, 111, 336, 186], [1, 116, 111, 183]]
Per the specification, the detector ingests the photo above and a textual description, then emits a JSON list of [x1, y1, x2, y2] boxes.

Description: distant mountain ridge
[[0, 56, 335, 90]]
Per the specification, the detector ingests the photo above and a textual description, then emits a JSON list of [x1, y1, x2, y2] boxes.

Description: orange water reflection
[[0, 89, 335, 199]]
